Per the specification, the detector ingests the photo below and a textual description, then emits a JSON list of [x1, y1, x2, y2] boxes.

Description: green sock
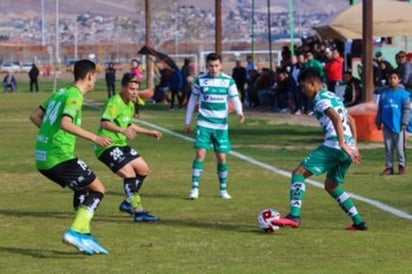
[[191, 159, 204, 189], [127, 193, 142, 211], [71, 206, 94, 233], [289, 173, 306, 218], [328, 186, 363, 224], [217, 162, 228, 191]]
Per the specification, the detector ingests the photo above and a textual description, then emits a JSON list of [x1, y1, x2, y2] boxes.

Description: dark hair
[[388, 69, 401, 79], [298, 68, 322, 83], [206, 52, 221, 63], [121, 72, 141, 86], [73, 59, 96, 81]]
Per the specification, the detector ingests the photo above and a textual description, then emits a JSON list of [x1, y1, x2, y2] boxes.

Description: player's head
[[387, 69, 401, 88], [206, 52, 222, 77], [298, 68, 323, 98], [121, 72, 140, 103], [73, 59, 97, 91]]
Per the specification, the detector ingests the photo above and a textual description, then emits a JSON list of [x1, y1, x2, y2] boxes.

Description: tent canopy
[[313, 0, 412, 40]]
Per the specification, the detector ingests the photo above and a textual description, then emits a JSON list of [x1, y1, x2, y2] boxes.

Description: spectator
[[324, 48, 344, 93], [3, 72, 17, 92], [375, 69, 410, 175], [168, 66, 184, 109], [29, 64, 40, 92], [153, 66, 169, 103], [181, 58, 193, 104], [130, 59, 144, 117], [231, 59, 247, 103], [105, 62, 116, 98], [374, 51, 393, 87], [246, 55, 257, 80], [395, 51, 412, 91], [246, 69, 259, 107], [305, 50, 325, 80], [342, 70, 362, 107], [273, 68, 292, 113], [289, 53, 305, 115], [254, 68, 275, 108]]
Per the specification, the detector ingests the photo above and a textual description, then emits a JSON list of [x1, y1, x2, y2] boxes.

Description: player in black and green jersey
[[30, 59, 112, 255], [271, 68, 367, 231], [94, 73, 162, 222]]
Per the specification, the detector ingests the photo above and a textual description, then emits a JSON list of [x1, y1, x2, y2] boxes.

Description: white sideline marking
[[84, 102, 412, 220]]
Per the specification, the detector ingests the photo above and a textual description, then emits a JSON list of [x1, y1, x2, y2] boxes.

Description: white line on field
[[84, 102, 412, 220]]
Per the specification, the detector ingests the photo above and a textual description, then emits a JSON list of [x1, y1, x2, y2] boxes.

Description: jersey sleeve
[[62, 93, 82, 119], [228, 78, 239, 98], [101, 100, 119, 122]]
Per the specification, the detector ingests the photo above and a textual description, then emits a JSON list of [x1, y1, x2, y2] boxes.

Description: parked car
[[0, 62, 21, 73], [20, 63, 33, 73]]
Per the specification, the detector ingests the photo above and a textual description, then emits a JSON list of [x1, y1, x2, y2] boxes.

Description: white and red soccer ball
[[257, 208, 280, 232]]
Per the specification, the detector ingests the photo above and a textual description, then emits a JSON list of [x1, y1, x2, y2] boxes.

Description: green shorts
[[194, 126, 231, 152], [301, 145, 352, 183]]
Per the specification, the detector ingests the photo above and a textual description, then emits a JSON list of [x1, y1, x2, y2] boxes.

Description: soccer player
[[271, 68, 367, 231], [185, 52, 245, 200], [30, 59, 112, 255], [94, 73, 162, 222]]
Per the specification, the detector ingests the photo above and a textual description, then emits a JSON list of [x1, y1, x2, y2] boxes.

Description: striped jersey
[[191, 72, 239, 130], [313, 88, 355, 149]]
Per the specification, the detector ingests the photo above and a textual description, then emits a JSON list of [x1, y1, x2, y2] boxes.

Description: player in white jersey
[[272, 68, 367, 231], [185, 52, 245, 199]]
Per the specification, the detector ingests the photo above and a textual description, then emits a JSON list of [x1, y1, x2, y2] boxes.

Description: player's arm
[[100, 119, 136, 139], [230, 95, 245, 124], [326, 108, 360, 163], [130, 123, 162, 139], [184, 90, 199, 134], [30, 106, 44, 128], [61, 116, 112, 147]]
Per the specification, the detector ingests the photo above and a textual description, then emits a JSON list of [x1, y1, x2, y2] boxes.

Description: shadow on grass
[[0, 246, 86, 259]]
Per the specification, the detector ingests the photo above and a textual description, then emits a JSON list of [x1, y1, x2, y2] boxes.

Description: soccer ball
[[257, 208, 280, 232]]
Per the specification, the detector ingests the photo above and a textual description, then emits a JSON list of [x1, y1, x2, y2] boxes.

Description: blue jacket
[[376, 86, 410, 133], [168, 69, 183, 90]]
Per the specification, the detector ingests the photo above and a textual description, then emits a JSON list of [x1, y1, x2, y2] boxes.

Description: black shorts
[[98, 146, 140, 173], [38, 158, 96, 191]]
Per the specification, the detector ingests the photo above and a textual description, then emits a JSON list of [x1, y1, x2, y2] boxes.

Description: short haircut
[[206, 52, 221, 63], [73, 59, 96, 81], [388, 69, 401, 79], [298, 68, 322, 83], [121, 72, 141, 86]]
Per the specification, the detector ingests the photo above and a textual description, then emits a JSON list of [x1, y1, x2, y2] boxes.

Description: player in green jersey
[[271, 68, 367, 231], [30, 59, 113, 255], [94, 73, 162, 222], [185, 52, 245, 200]]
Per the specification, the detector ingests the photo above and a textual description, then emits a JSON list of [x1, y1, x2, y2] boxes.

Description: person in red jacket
[[324, 48, 344, 93]]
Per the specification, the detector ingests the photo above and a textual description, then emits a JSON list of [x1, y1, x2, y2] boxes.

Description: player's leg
[[271, 165, 312, 228], [213, 129, 232, 199], [189, 126, 211, 199], [116, 157, 159, 222], [324, 179, 366, 231], [215, 152, 231, 199], [45, 158, 109, 254], [272, 145, 330, 228], [189, 148, 206, 199]]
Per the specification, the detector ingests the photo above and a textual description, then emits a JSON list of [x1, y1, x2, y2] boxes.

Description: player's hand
[[238, 113, 245, 124], [94, 136, 112, 147], [122, 127, 137, 139], [148, 130, 162, 140], [342, 144, 361, 164], [185, 124, 191, 134]]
